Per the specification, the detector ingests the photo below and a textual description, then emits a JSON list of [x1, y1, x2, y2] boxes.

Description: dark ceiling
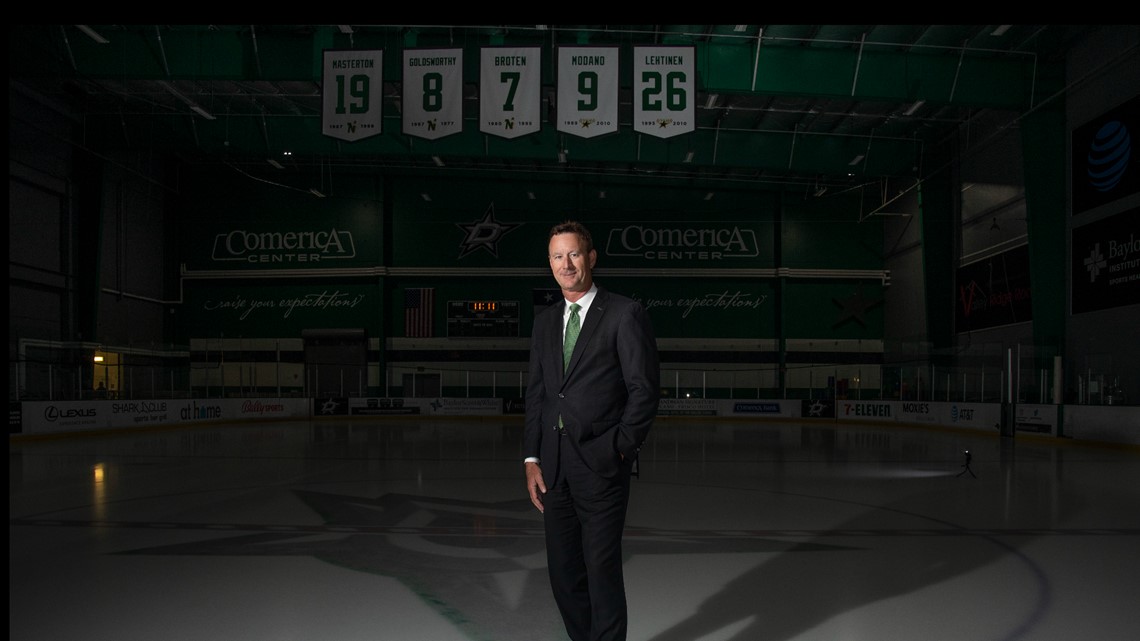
[[9, 24, 1100, 196]]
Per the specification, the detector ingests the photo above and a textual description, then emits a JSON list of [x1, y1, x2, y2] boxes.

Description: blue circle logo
[[1087, 120, 1131, 192]]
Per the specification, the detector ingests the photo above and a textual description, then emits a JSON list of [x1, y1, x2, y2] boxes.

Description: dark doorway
[[303, 329, 367, 397]]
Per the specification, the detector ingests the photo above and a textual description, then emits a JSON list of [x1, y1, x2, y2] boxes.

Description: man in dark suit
[[524, 220, 660, 641]]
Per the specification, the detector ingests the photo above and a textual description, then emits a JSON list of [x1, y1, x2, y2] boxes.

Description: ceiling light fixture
[[733, 25, 748, 32], [527, 192, 536, 200], [903, 99, 925, 116], [309, 188, 326, 198], [157, 80, 216, 120], [432, 156, 444, 167], [991, 25, 1012, 36], [599, 191, 606, 199], [704, 93, 719, 109], [558, 150, 567, 163], [337, 25, 354, 34], [703, 192, 714, 201], [75, 25, 109, 44], [684, 151, 695, 163], [267, 158, 284, 169], [420, 193, 432, 202], [849, 154, 865, 166]]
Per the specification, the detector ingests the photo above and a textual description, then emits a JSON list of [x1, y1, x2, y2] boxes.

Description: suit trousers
[[544, 430, 632, 641]]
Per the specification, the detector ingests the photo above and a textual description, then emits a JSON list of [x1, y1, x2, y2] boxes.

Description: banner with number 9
[[557, 46, 619, 139]]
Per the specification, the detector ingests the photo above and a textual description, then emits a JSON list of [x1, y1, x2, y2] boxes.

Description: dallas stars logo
[[455, 204, 523, 259], [832, 284, 884, 328], [807, 399, 827, 416], [319, 398, 341, 415], [94, 489, 846, 641]]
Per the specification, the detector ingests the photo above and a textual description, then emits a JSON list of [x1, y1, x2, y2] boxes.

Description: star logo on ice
[[807, 400, 826, 417], [455, 204, 522, 259], [113, 490, 846, 641], [1084, 243, 1107, 282]]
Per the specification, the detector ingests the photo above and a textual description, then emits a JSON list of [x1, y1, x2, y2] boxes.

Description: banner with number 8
[[403, 48, 463, 140]]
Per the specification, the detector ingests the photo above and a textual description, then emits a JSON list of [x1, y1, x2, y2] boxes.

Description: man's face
[[548, 232, 596, 294]]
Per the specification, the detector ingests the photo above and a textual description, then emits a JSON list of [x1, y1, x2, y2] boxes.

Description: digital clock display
[[469, 301, 498, 312], [447, 300, 520, 337]]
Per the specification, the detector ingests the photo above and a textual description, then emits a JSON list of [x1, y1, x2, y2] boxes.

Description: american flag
[[405, 288, 435, 337]]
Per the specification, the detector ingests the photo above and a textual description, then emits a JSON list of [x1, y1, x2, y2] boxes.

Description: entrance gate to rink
[[302, 329, 367, 399]]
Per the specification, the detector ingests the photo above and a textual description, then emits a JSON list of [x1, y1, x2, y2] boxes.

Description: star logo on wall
[[319, 398, 340, 415], [807, 400, 827, 416], [455, 204, 523, 259], [832, 284, 884, 328]]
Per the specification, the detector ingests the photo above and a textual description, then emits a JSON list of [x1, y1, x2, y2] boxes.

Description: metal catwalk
[[10, 418, 1140, 641]]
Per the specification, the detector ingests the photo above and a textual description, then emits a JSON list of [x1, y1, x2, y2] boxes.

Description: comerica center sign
[[210, 228, 357, 264], [605, 224, 760, 261]]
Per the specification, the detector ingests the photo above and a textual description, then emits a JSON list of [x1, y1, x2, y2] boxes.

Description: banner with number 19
[[321, 49, 384, 142]]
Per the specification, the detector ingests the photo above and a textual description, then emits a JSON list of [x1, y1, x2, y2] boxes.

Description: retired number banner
[[633, 46, 695, 139], [321, 49, 383, 142], [403, 48, 463, 140], [480, 47, 541, 139], [557, 46, 619, 138]]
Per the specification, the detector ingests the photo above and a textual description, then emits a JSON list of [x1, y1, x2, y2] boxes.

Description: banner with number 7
[[480, 47, 541, 139]]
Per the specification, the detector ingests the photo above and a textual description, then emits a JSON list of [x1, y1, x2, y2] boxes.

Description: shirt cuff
[[524, 457, 540, 464]]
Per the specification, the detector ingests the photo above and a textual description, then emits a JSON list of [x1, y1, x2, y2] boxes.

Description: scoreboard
[[447, 300, 520, 337]]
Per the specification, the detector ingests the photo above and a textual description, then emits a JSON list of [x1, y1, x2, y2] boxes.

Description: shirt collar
[[565, 284, 598, 318]]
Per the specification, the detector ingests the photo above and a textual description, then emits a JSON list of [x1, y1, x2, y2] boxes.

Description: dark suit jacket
[[524, 286, 660, 484]]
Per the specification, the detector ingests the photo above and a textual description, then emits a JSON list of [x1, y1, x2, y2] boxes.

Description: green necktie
[[563, 303, 581, 372]]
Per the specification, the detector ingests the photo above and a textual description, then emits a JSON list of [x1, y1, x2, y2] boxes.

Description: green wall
[[176, 169, 886, 343]]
